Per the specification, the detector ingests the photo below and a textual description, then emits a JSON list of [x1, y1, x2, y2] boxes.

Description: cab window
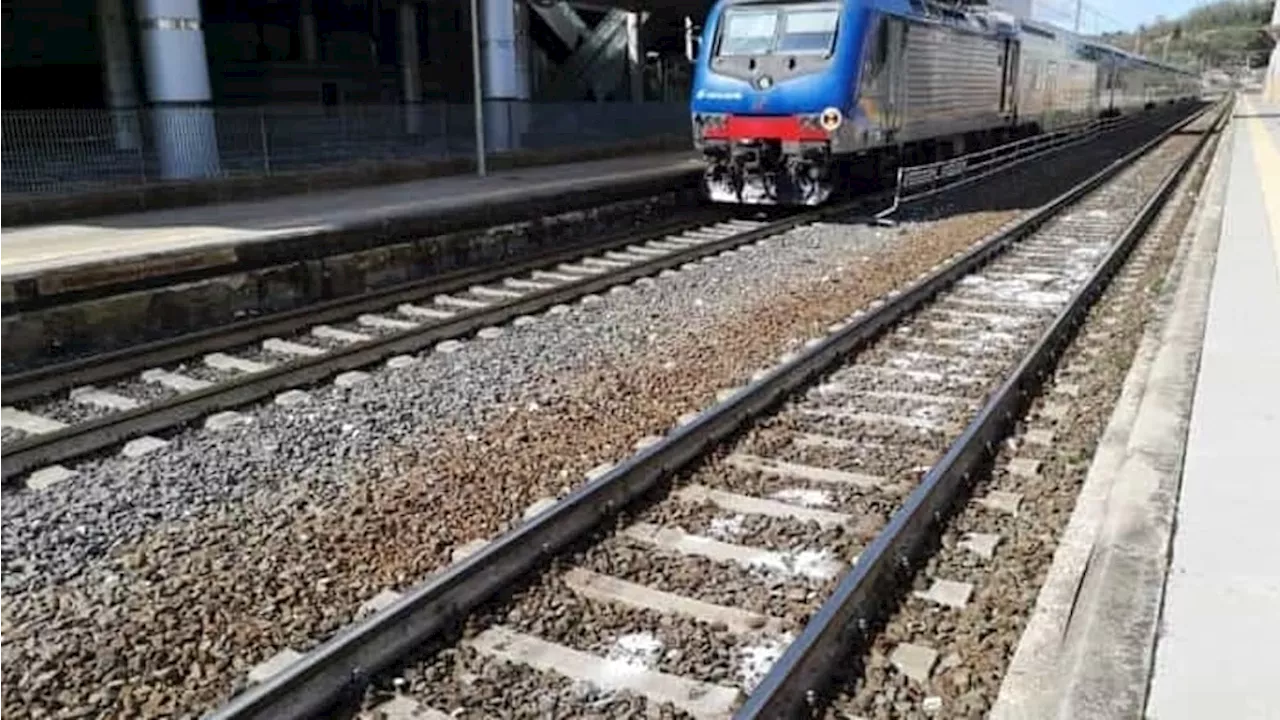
[[717, 3, 839, 57], [777, 8, 839, 55], [720, 10, 778, 56]]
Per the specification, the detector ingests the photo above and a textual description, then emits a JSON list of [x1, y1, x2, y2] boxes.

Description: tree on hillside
[[957, 0, 1273, 70], [1097, 0, 1273, 69]]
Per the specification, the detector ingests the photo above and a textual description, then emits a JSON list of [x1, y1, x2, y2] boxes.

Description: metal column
[[1266, 0, 1280, 103], [626, 11, 643, 103], [97, 0, 142, 150], [480, 0, 531, 152], [399, 1, 423, 134], [470, 0, 487, 175], [136, 0, 220, 179]]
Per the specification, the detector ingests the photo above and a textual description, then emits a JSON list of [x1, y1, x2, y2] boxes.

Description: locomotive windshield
[[718, 3, 839, 57]]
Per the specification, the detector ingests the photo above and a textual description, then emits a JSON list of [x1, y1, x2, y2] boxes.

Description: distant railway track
[[2, 201, 884, 483], [199, 102, 1222, 720]]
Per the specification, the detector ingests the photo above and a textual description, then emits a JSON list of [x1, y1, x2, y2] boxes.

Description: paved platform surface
[[1146, 95, 1280, 719], [0, 151, 699, 284], [989, 95, 1278, 720]]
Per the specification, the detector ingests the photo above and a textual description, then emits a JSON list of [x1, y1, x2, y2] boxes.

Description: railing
[[0, 101, 690, 197], [876, 111, 1155, 221]]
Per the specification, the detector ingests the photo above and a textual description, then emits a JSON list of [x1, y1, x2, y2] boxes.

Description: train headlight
[[819, 107, 843, 131]]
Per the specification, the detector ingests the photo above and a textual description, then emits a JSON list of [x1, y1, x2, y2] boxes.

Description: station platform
[[0, 151, 700, 309], [989, 94, 1280, 720], [1145, 94, 1280, 719]]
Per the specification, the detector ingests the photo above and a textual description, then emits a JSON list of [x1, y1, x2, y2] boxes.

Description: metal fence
[[0, 101, 690, 197], [875, 111, 1154, 220]]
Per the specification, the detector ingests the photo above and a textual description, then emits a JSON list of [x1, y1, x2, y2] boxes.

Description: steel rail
[[1, 209, 731, 405], [0, 102, 1193, 410], [1, 199, 870, 483], [734, 98, 1231, 719], [0, 103, 1197, 407], [202, 102, 1215, 720]]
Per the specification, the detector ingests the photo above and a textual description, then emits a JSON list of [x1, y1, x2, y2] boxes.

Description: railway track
[[198, 101, 1223, 720], [0, 107, 1190, 488], [2, 209, 833, 483]]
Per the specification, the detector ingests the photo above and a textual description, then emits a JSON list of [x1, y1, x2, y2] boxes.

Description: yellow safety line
[[1241, 95, 1280, 285]]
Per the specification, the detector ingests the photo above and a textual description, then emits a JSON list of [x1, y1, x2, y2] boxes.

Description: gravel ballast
[[362, 110, 1209, 720], [0, 112, 1193, 719], [821, 111, 1217, 720]]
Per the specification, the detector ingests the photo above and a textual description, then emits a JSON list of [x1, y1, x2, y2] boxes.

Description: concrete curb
[[988, 112, 1235, 720], [1, 160, 701, 313], [0, 182, 702, 370]]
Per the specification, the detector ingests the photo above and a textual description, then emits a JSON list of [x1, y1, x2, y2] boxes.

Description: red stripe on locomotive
[[702, 115, 828, 142]]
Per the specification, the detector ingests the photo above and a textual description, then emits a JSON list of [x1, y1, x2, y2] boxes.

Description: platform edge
[[987, 108, 1235, 720]]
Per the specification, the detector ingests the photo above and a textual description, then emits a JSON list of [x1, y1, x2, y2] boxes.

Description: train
[[689, 0, 1202, 205]]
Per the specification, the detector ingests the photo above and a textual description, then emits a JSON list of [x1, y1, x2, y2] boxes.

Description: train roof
[[1074, 38, 1197, 77], [710, 0, 1197, 77], [867, 0, 1198, 77]]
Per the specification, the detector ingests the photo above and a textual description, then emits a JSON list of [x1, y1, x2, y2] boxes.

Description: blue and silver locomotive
[[689, 0, 1200, 205]]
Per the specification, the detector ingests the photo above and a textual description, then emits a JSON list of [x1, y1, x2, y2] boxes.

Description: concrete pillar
[[626, 12, 643, 104], [481, 0, 531, 151], [97, 0, 143, 150], [300, 0, 319, 63], [1269, 46, 1280, 104], [399, 1, 423, 134], [136, 0, 220, 179]]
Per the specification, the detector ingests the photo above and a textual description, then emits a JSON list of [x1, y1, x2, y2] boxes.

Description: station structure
[[1, 0, 1052, 188], [3, 0, 706, 181]]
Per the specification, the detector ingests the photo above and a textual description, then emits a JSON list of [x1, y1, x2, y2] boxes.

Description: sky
[[1032, 0, 1215, 34]]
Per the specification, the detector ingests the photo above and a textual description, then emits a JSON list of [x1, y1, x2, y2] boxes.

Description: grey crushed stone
[[1, 220, 901, 594]]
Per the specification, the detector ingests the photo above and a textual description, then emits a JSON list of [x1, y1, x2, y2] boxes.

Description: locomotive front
[[690, 0, 862, 205]]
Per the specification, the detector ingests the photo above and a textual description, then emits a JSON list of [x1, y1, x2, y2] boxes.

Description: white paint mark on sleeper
[[607, 632, 664, 669], [738, 634, 795, 692], [770, 488, 834, 508], [466, 626, 741, 720], [622, 523, 843, 580], [709, 514, 746, 539]]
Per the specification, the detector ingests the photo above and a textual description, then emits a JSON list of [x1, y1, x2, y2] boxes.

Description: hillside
[[955, 0, 1274, 70], [1096, 0, 1274, 70]]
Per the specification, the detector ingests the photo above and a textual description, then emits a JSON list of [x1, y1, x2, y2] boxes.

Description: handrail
[[874, 105, 1194, 222]]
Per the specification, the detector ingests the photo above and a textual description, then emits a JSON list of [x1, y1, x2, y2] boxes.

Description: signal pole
[[469, 0, 487, 176]]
